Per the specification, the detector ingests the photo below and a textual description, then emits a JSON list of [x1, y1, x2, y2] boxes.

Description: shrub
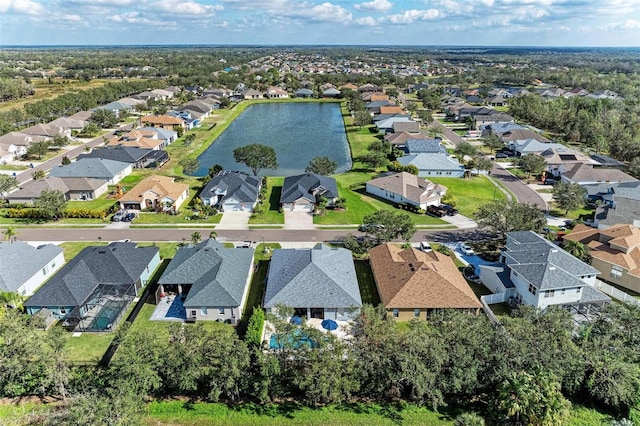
[[454, 412, 485, 426], [245, 308, 265, 347]]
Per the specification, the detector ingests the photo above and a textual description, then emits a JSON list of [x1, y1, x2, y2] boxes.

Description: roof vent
[[549, 266, 556, 270], [98, 250, 106, 254]]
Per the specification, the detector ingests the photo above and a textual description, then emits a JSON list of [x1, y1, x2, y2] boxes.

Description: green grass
[[489, 302, 512, 317], [59, 241, 108, 260], [145, 401, 456, 426], [548, 204, 594, 220], [354, 260, 381, 305], [133, 211, 221, 225], [467, 281, 492, 298], [429, 176, 506, 217], [249, 177, 284, 224], [66, 197, 118, 212], [136, 242, 181, 259], [568, 405, 614, 425], [64, 332, 114, 364], [254, 243, 281, 261]]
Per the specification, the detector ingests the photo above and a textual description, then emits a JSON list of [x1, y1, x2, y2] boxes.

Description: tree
[[31, 170, 46, 180], [26, 140, 50, 160], [34, 189, 66, 220], [361, 210, 416, 243], [0, 175, 18, 199], [305, 156, 337, 175], [454, 412, 485, 426], [233, 144, 278, 176], [361, 151, 388, 169], [183, 133, 196, 146], [61, 155, 71, 165], [417, 109, 433, 124], [51, 135, 69, 148], [3, 227, 17, 242], [354, 111, 372, 128], [89, 109, 118, 128], [454, 141, 476, 161], [627, 157, 640, 179], [245, 308, 265, 348], [190, 231, 201, 245], [519, 153, 547, 178], [179, 158, 199, 175], [209, 230, 217, 240], [474, 199, 546, 239], [472, 156, 493, 175], [553, 181, 586, 215], [483, 134, 504, 153], [208, 164, 223, 178]]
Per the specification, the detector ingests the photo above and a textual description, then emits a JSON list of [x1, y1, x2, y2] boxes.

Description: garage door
[[223, 202, 241, 211], [294, 203, 313, 212]]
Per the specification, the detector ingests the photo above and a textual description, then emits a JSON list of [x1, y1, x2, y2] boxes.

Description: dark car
[[122, 212, 136, 222], [441, 204, 458, 216], [495, 152, 509, 159], [543, 178, 556, 185], [427, 205, 446, 217]]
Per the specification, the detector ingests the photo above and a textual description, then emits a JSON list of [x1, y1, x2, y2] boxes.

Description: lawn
[[314, 173, 449, 226], [249, 177, 284, 224], [236, 259, 270, 337], [136, 242, 181, 259], [133, 211, 221, 225], [66, 197, 118, 212], [64, 332, 115, 364], [548, 203, 594, 220], [354, 260, 381, 305], [145, 401, 457, 426], [59, 241, 108, 259], [429, 175, 506, 217]]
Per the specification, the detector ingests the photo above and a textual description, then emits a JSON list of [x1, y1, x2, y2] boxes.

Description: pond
[[193, 102, 352, 176]]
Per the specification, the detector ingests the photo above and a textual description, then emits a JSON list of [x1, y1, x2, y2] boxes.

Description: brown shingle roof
[[385, 131, 428, 145], [119, 175, 188, 204], [563, 163, 637, 183], [369, 243, 482, 309], [367, 172, 445, 205], [141, 115, 184, 126]]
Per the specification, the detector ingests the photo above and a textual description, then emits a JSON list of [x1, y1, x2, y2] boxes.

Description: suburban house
[[366, 172, 447, 210], [22, 123, 69, 139], [322, 87, 341, 97], [561, 163, 638, 186], [397, 139, 465, 178], [118, 175, 189, 212], [501, 129, 550, 144], [369, 243, 482, 320], [0, 241, 65, 297], [7, 177, 109, 204], [508, 140, 564, 156], [94, 101, 133, 116], [108, 130, 167, 150], [280, 173, 339, 211], [375, 117, 415, 133], [24, 242, 160, 332], [385, 131, 429, 147], [263, 244, 362, 321], [392, 121, 420, 133], [200, 171, 261, 212], [0, 132, 46, 159], [473, 112, 515, 130], [49, 158, 132, 185], [591, 182, 640, 229], [563, 224, 640, 294], [479, 231, 610, 311], [294, 88, 314, 98], [47, 117, 88, 133], [265, 86, 289, 98], [157, 239, 254, 323], [540, 146, 596, 177], [243, 88, 263, 99], [140, 115, 185, 131], [78, 146, 164, 169], [482, 122, 523, 137]]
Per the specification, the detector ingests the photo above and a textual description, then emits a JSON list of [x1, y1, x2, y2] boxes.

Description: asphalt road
[[16, 227, 496, 244], [430, 119, 547, 211]]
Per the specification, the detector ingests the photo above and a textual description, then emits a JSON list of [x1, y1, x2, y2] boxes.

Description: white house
[[0, 241, 65, 297], [366, 172, 447, 210]]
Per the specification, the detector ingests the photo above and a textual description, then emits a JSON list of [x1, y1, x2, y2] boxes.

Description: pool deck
[[150, 294, 187, 321]]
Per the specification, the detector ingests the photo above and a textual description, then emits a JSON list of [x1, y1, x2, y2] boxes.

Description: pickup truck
[[427, 205, 447, 217]]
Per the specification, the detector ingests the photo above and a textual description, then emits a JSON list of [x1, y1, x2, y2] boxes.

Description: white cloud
[[354, 16, 377, 25], [283, 2, 353, 23], [387, 9, 440, 24], [66, 0, 138, 6], [0, 0, 44, 15], [152, 0, 223, 16], [354, 0, 393, 12]]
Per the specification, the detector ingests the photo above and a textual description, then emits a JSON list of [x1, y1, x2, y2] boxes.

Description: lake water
[[193, 102, 351, 176]]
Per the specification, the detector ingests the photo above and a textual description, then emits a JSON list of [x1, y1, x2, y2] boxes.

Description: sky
[[0, 0, 639, 47]]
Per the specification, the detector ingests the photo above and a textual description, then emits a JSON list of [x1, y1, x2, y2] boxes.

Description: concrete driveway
[[441, 213, 477, 229], [218, 211, 251, 230], [284, 210, 314, 229]]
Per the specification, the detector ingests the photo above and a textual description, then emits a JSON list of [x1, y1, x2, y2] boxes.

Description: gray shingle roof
[[201, 171, 261, 204], [78, 147, 153, 164], [397, 153, 465, 171], [49, 158, 130, 180], [158, 239, 254, 308], [264, 244, 362, 309], [24, 242, 158, 308], [406, 139, 445, 154], [0, 242, 63, 293], [280, 173, 338, 204], [504, 231, 599, 290]]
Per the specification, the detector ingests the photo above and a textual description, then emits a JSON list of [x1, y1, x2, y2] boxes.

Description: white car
[[420, 241, 432, 252], [460, 243, 475, 256]]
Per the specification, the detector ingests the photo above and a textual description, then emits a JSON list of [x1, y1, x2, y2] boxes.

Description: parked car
[[420, 241, 432, 252], [440, 204, 458, 216], [495, 152, 509, 159], [358, 224, 384, 232], [543, 178, 556, 185], [122, 212, 136, 222], [427, 205, 447, 217], [111, 210, 126, 222], [241, 241, 253, 248], [460, 243, 475, 256]]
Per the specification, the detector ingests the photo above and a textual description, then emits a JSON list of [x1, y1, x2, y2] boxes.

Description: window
[[414, 309, 420, 318], [528, 284, 537, 295], [561, 289, 566, 295], [392, 309, 399, 318], [544, 290, 555, 298], [219, 308, 225, 315], [51, 261, 56, 269], [42, 266, 47, 276], [576, 287, 581, 293], [60, 307, 66, 315], [190, 310, 196, 317], [611, 266, 623, 279], [200, 307, 208, 315]]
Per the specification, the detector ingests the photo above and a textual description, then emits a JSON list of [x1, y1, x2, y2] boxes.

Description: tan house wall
[[591, 257, 640, 294]]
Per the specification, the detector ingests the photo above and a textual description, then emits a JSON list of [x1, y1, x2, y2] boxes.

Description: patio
[[263, 317, 352, 349], [150, 294, 187, 321]]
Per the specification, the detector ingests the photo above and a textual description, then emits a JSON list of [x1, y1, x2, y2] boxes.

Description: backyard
[[249, 177, 285, 224]]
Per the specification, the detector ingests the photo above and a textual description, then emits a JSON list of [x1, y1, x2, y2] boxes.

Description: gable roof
[[119, 175, 188, 204], [501, 129, 550, 143], [78, 147, 154, 164], [504, 231, 599, 290], [159, 239, 254, 307], [8, 177, 106, 200], [367, 172, 446, 205], [141, 115, 184, 126], [392, 121, 420, 133], [563, 163, 637, 184], [201, 171, 261, 204], [398, 152, 465, 172], [369, 243, 481, 309], [24, 242, 159, 308], [406, 139, 445, 154], [264, 244, 362, 309], [280, 173, 338, 203], [49, 158, 130, 180], [0, 242, 63, 293], [385, 131, 430, 145]]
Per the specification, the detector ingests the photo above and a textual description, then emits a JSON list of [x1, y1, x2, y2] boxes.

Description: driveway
[[218, 211, 251, 230], [440, 213, 477, 229], [284, 210, 314, 230]]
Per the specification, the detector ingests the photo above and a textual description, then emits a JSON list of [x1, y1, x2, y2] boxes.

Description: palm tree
[[209, 230, 217, 240], [190, 231, 202, 245], [564, 239, 591, 263], [3, 227, 17, 242]]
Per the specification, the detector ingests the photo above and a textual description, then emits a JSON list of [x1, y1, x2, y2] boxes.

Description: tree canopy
[[305, 156, 337, 175], [361, 210, 416, 243], [233, 144, 278, 176], [474, 199, 546, 239], [34, 189, 66, 220], [552, 182, 586, 214]]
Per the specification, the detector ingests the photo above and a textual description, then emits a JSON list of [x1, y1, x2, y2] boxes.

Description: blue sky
[[1, 0, 639, 46]]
